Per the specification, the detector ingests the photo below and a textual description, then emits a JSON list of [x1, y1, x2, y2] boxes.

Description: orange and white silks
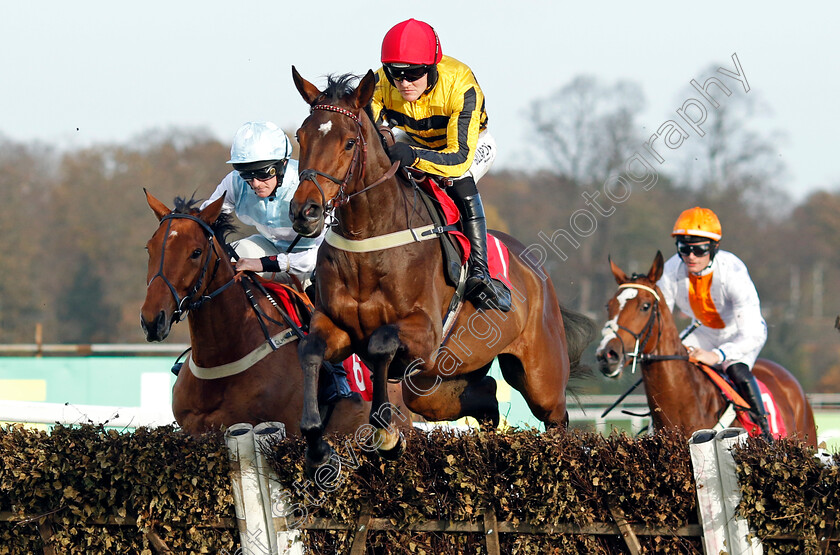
[[657, 250, 767, 368], [688, 272, 726, 329]]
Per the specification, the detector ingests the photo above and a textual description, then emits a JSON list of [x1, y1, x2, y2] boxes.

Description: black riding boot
[[726, 362, 773, 441], [447, 179, 511, 312]]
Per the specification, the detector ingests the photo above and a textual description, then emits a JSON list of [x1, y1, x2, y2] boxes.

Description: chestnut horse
[[595, 251, 817, 446], [288, 68, 596, 474], [140, 191, 407, 436]]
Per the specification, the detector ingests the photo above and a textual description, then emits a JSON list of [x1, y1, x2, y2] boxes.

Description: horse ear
[[352, 70, 377, 109], [648, 250, 665, 283], [145, 189, 171, 221], [609, 255, 628, 285], [199, 192, 226, 226], [292, 65, 322, 106]]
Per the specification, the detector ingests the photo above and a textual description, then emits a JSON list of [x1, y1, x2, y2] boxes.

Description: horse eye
[[641, 302, 651, 311], [191, 249, 202, 259], [345, 139, 356, 150]]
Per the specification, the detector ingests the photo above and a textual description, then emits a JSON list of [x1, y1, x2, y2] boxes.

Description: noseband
[[603, 283, 662, 373], [146, 213, 236, 322], [298, 104, 399, 220]]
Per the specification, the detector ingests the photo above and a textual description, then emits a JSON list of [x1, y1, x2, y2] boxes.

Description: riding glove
[[260, 253, 290, 273], [387, 142, 417, 168]]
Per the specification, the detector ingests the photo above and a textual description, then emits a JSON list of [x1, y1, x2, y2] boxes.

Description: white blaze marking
[[596, 288, 638, 351], [168, 230, 179, 239], [318, 121, 333, 135]]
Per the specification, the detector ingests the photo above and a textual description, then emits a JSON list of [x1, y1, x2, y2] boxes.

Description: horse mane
[[320, 73, 361, 103], [319, 72, 391, 154], [172, 195, 237, 241]]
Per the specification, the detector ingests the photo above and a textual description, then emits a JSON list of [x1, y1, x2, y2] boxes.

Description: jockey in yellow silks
[[370, 18, 510, 312], [657, 206, 772, 440]]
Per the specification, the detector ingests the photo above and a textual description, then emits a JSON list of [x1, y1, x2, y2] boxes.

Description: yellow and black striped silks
[[371, 55, 488, 178]]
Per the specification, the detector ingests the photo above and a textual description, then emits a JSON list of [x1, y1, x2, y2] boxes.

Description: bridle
[[297, 103, 399, 220], [146, 213, 237, 322], [603, 282, 664, 374]]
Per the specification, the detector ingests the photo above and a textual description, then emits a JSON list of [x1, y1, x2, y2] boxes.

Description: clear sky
[[2, 1, 837, 200]]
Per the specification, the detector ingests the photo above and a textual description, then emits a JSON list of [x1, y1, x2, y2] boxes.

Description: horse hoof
[[377, 432, 405, 461], [305, 444, 335, 479]]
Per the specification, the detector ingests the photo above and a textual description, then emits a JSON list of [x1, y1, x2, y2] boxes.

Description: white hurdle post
[[225, 423, 272, 555], [689, 429, 730, 555], [715, 428, 763, 555], [253, 422, 304, 555]]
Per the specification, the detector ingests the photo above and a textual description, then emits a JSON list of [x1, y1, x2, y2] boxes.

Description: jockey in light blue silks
[[201, 121, 325, 289]]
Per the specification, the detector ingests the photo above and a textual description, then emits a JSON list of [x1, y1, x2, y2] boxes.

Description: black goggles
[[385, 64, 429, 83], [677, 241, 712, 257], [238, 165, 277, 182]]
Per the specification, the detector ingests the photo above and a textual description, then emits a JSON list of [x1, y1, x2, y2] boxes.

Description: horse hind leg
[[458, 368, 500, 429], [403, 371, 500, 429], [367, 324, 407, 460], [498, 352, 568, 429]]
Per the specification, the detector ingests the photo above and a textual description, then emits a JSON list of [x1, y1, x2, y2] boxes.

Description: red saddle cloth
[[415, 176, 510, 281], [262, 281, 373, 401], [261, 281, 305, 327], [733, 380, 787, 439]]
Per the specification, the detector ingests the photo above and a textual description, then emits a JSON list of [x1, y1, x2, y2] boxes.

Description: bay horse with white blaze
[[288, 68, 595, 474], [140, 191, 407, 436], [595, 251, 817, 446]]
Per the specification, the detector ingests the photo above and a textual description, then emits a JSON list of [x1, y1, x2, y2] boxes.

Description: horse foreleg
[[367, 324, 407, 460], [298, 313, 353, 477], [298, 333, 334, 476]]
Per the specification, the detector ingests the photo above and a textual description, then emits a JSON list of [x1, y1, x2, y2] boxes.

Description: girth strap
[[188, 328, 298, 380]]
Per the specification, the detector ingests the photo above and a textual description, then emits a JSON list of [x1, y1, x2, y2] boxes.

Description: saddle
[[400, 169, 464, 286], [259, 280, 373, 404], [699, 363, 786, 439], [399, 168, 512, 291]]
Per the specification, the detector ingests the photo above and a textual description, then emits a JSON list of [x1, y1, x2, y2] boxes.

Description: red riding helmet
[[381, 18, 443, 65]]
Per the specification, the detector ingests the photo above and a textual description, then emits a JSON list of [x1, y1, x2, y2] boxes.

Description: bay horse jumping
[[140, 191, 408, 436], [595, 251, 817, 446], [288, 68, 596, 474]]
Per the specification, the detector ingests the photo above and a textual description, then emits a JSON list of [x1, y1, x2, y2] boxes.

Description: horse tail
[[560, 304, 597, 380]]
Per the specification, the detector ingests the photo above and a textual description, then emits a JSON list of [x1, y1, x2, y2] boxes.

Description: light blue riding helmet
[[227, 121, 292, 164]]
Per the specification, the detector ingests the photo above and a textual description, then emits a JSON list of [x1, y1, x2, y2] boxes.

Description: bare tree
[[670, 66, 787, 211], [526, 75, 645, 314], [529, 75, 644, 186]]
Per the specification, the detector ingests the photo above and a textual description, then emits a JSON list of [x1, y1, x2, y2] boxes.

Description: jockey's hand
[[387, 142, 417, 168], [235, 258, 263, 273], [687, 346, 721, 366]]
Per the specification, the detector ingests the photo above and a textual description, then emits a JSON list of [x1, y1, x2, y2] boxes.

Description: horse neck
[[185, 247, 270, 364], [334, 130, 427, 239], [642, 303, 722, 429]]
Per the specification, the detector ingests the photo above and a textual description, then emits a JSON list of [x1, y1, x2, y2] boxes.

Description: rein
[[149, 210, 315, 378], [147, 213, 236, 321], [298, 103, 400, 222]]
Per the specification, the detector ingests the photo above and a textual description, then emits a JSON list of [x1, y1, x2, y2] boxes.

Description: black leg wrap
[[727, 363, 773, 441]]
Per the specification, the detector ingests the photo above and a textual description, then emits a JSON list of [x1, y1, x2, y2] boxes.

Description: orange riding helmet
[[671, 207, 722, 241]]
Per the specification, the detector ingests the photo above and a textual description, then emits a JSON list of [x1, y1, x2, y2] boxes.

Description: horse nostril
[[303, 204, 320, 220]]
